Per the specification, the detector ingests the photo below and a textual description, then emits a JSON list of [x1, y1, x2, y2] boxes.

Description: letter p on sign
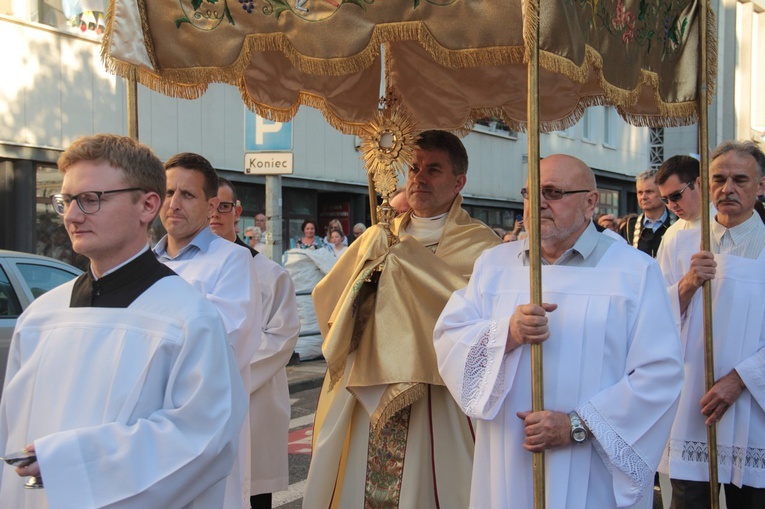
[[244, 110, 293, 152]]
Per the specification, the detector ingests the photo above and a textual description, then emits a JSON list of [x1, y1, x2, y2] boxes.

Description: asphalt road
[[273, 386, 321, 509]]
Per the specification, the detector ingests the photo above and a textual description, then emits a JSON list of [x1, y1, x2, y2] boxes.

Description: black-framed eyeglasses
[[660, 182, 691, 204], [51, 188, 146, 215], [217, 201, 236, 213], [520, 187, 592, 201]]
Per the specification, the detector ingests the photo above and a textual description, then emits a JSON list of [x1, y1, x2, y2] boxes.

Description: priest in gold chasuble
[[303, 131, 501, 508]]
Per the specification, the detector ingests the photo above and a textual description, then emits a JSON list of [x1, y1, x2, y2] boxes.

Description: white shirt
[[658, 224, 765, 487], [435, 238, 684, 508], [155, 227, 261, 508], [0, 276, 247, 509], [248, 252, 300, 495]]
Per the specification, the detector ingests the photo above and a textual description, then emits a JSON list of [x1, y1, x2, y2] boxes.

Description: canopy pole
[[698, 2, 719, 506], [527, 0, 544, 507], [127, 72, 139, 140]]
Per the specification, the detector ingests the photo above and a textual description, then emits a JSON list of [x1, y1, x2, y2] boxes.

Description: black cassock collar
[[235, 236, 258, 258], [70, 249, 175, 308]]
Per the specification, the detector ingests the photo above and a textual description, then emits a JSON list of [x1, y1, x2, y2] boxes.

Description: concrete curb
[[288, 376, 324, 395], [286, 358, 327, 395]]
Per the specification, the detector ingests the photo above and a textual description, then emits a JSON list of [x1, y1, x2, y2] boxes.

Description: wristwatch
[[569, 411, 588, 444]]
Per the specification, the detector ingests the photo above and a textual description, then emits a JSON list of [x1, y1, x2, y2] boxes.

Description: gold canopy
[[103, 0, 716, 134]]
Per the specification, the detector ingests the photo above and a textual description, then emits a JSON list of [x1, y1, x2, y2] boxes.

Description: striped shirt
[[711, 211, 765, 259]]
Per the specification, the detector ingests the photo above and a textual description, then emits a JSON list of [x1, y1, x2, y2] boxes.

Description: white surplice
[[657, 228, 765, 488], [248, 253, 299, 495], [156, 229, 262, 508], [0, 276, 247, 509], [434, 240, 684, 509]]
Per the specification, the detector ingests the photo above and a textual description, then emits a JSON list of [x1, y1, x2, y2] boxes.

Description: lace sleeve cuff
[[578, 402, 653, 505], [460, 321, 506, 417]]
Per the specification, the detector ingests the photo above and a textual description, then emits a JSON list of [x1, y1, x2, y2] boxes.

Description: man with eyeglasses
[[154, 152, 262, 509], [657, 141, 765, 508], [210, 177, 299, 509], [0, 135, 246, 507], [303, 130, 500, 508], [435, 154, 684, 509], [620, 169, 675, 257], [654, 155, 705, 252]]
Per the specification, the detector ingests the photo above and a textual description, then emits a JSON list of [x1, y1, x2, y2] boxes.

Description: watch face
[[573, 429, 587, 442]]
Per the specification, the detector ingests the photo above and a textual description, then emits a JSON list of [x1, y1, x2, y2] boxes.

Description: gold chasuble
[[306, 196, 500, 508]]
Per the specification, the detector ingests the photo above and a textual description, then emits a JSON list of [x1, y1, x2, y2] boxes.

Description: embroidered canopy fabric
[[103, 0, 715, 134]]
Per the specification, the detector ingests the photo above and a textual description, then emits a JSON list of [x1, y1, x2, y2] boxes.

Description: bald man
[[435, 155, 684, 509]]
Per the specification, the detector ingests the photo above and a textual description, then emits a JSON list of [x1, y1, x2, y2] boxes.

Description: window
[[557, 125, 574, 139], [596, 188, 619, 216], [473, 117, 518, 139], [17, 263, 79, 299], [603, 107, 614, 146], [582, 110, 592, 141], [7, 0, 106, 39], [0, 267, 22, 318]]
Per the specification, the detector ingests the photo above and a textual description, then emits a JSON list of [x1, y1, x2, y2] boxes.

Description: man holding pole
[[434, 154, 684, 508], [657, 141, 765, 508]]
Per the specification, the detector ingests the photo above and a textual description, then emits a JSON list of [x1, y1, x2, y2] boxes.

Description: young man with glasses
[[0, 134, 246, 507], [435, 154, 684, 509], [654, 155, 706, 262], [154, 152, 262, 509], [210, 177, 299, 509], [658, 141, 765, 508], [620, 169, 675, 257]]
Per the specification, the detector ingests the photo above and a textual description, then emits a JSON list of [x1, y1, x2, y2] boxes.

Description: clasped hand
[[506, 303, 558, 353]]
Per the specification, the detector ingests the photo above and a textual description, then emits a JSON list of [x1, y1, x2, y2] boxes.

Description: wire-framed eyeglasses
[[51, 188, 146, 215], [520, 187, 591, 201], [659, 182, 691, 204]]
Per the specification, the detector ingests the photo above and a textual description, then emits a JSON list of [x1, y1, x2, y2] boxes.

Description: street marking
[[290, 413, 315, 430], [273, 479, 307, 505], [288, 425, 313, 455]]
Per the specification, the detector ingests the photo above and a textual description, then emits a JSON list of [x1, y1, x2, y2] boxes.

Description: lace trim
[[579, 402, 652, 503], [460, 321, 499, 415], [665, 440, 765, 470]]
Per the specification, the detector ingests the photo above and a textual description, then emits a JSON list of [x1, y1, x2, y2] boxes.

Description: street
[[273, 386, 321, 508]]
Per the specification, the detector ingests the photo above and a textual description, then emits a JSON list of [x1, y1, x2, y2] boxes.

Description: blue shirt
[[154, 226, 218, 262]]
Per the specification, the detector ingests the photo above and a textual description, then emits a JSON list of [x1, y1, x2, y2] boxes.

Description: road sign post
[[245, 112, 293, 261]]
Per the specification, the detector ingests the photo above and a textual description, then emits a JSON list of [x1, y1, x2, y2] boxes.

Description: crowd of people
[[1, 130, 764, 509]]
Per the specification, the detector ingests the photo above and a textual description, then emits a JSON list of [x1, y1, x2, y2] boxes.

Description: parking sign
[[244, 110, 292, 151], [244, 110, 294, 174]]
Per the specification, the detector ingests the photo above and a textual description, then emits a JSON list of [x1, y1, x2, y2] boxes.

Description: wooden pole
[[528, 1, 544, 507], [698, 2, 719, 506], [127, 72, 139, 140]]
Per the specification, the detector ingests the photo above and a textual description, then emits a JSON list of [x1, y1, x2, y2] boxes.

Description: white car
[[0, 250, 82, 391]]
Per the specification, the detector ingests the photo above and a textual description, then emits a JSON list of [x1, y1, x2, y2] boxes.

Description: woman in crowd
[[295, 219, 323, 250], [327, 228, 347, 258], [323, 219, 348, 247]]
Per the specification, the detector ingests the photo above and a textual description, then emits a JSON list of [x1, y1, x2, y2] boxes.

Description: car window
[[16, 263, 79, 299], [0, 266, 23, 317]]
